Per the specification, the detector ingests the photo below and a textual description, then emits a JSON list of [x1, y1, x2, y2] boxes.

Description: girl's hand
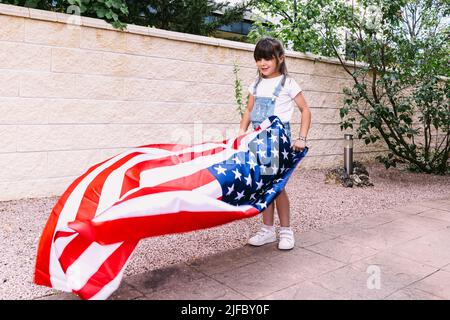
[[292, 139, 306, 152]]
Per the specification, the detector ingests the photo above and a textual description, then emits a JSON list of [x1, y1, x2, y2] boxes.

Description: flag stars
[[271, 164, 278, 173], [244, 174, 252, 186], [260, 165, 268, 174], [253, 137, 264, 145], [232, 156, 242, 165], [232, 168, 242, 180], [256, 149, 267, 158], [256, 179, 264, 190], [226, 184, 235, 196], [214, 165, 227, 175], [235, 190, 245, 201], [281, 135, 288, 143], [256, 201, 267, 209], [267, 188, 276, 195], [271, 148, 279, 158], [281, 149, 289, 159], [247, 158, 257, 171], [270, 135, 278, 143]]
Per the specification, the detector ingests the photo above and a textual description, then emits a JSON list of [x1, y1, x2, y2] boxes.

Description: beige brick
[[0, 70, 20, 96], [298, 149, 387, 170], [0, 125, 17, 152], [0, 152, 47, 182], [76, 74, 124, 100], [20, 72, 77, 98], [0, 42, 51, 71], [305, 138, 386, 157], [124, 78, 234, 103], [297, 74, 354, 93], [0, 97, 49, 124], [80, 27, 126, 52], [290, 122, 353, 140], [292, 107, 341, 124], [51, 47, 103, 74], [0, 176, 75, 201], [0, 15, 25, 41], [46, 100, 241, 124], [24, 19, 80, 47]]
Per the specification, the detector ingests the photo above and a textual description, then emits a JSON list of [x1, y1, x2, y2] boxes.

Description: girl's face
[[256, 55, 284, 78]]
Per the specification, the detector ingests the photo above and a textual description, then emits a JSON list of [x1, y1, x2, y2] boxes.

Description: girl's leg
[[275, 188, 290, 227], [262, 202, 275, 226]]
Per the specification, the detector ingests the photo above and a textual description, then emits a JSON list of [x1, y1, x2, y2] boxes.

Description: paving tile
[[341, 216, 448, 251], [37, 292, 80, 300], [372, 215, 449, 239], [109, 282, 145, 300], [418, 208, 450, 222], [258, 280, 343, 300], [351, 211, 409, 230], [209, 258, 306, 299], [316, 222, 362, 237], [339, 227, 407, 251], [264, 247, 345, 279], [313, 252, 438, 299], [406, 270, 450, 299], [351, 252, 438, 283], [295, 230, 337, 248], [387, 227, 450, 268], [417, 199, 450, 212], [306, 238, 378, 264], [124, 263, 206, 295], [186, 246, 261, 276], [311, 264, 396, 300], [141, 276, 248, 300], [390, 203, 432, 215], [384, 287, 443, 300], [442, 263, 450, 272]]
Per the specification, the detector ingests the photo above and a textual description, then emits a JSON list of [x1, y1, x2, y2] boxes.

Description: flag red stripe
[[73, 240, 138, 300]]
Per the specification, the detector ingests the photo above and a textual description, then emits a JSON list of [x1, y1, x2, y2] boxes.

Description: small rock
[[324, 161, 374, 188]]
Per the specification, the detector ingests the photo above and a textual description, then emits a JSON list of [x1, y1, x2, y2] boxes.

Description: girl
[[239, 37, 312, 250]]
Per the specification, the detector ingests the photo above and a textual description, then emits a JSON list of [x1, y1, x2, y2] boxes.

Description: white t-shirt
[[248, 75, 302, 123]]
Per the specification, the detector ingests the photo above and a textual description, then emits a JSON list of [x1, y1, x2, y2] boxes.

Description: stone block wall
[[0, 4, 387, 200]]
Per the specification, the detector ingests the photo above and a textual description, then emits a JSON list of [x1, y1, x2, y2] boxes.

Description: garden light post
[[344, 134, 354, 175]]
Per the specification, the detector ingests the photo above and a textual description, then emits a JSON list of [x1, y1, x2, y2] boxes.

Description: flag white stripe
[[192, 180, 222, 199], [66, 242, 122, 291], [93, 190, 255, 223], [88, 249, 135, 300], [54, 233, 78, 259]]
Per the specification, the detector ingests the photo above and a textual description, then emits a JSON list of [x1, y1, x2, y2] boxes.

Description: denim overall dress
[[250, 75, 292, 141]]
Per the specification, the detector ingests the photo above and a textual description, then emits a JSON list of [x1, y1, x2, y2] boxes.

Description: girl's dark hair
[[253, 37, 288, 84]]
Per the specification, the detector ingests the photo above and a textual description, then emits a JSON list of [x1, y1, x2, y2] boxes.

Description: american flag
[[34, 116, 308, 300]]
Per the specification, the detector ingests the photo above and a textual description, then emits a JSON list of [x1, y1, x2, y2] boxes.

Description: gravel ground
[[1, 162, 449, 300]]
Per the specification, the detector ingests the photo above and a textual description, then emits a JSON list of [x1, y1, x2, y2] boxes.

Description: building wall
[[0, 4, 387, 200]]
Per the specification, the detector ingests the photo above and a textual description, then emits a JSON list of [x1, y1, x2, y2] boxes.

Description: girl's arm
[[238, 94, 255, 135], [293, 91, 311, 140]]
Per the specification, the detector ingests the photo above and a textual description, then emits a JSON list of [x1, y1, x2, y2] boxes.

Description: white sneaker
[[248, 226, 276, 246], [278, 228, 295, 250]]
